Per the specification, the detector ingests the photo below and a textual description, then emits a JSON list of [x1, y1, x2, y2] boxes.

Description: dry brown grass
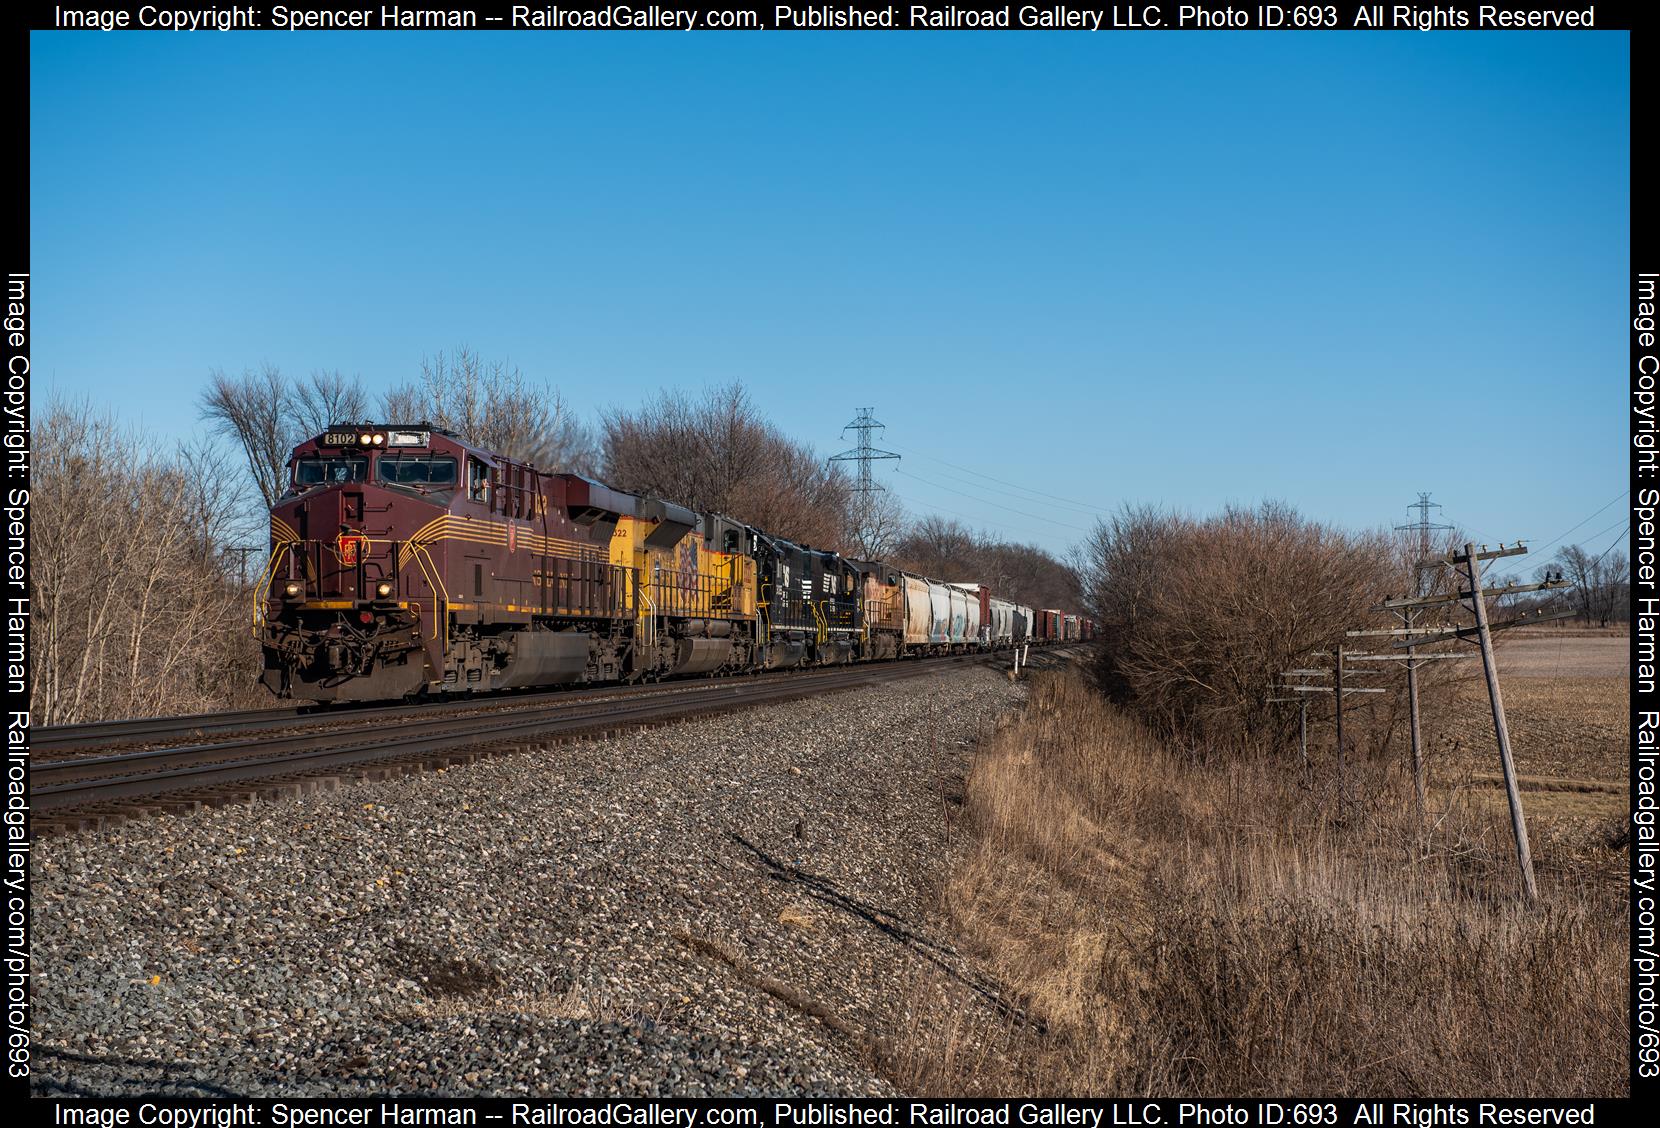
[[892, 672, 1628, 1097]]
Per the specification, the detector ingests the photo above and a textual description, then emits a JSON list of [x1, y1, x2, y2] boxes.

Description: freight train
[[257, 424, 1096, 702]]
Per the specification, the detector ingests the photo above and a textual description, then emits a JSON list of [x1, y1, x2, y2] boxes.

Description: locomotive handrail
[[640, 565, 657, 652], [407, 541, 452, 653], [251, 541, 295, 638]]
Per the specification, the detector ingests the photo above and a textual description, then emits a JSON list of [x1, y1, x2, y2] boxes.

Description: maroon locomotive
[[261, 424, 635, 700]]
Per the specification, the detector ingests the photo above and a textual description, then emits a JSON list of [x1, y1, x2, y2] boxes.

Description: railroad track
[[31, 651, 1037, 834], [35, 645, 1074, 756], [35, 683, 661, 756]]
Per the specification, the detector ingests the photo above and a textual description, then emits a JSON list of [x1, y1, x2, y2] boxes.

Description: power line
[[1537, 516, 1628, 564], [891, 457, 1114, 522], [887, 490, 1027, 540], [895, 467, 1095, 533], [1585, 521, 1631, 571], [886, 442, 1116, 516], [1529, 488, 1630, 559]]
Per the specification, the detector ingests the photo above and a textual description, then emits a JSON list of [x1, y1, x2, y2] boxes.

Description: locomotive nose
[[273, 481, 442, 604]]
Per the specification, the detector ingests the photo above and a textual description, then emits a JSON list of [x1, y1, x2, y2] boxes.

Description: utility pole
[[1335, 645, 1345, 787], [1465, 542, 1536, 903], [1276, 653, 1384, 795], [1402, 610, 1423, 812], [1341, 637, 1474, 819], [228, 545, 263, 586], [1266, 695, 1312, 782], [1361, 541, 1572, 901], [828, 408, 901, 494]]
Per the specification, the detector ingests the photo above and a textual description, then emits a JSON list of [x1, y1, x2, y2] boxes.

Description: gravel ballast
[[32, 663, 1027, 1097]]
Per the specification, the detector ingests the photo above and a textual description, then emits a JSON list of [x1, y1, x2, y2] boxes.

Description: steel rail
[[37, 659, 961, 782], [35, 675, 792, 756], [31, 655, 990, 813], [35, 647, 1056, 754]]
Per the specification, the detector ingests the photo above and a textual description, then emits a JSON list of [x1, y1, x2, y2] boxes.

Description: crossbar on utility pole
[[1285, 685, 1386, 694], [1388, 608, 1576, 649], [1463, 541, 1539, 903], [1373, 578, 1570, 610], [1417, 542, 1529, 569], [1278, 640, 1395, 800]]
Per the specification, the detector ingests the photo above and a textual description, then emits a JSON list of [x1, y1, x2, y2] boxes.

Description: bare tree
[[600, 382, 851, 548], [882, 516, 1080, 606], [199, 363, 375, 513], [34, 400, 262, 725], [383, 347, 595, 472], [1077, 501, 1419, 755], [847, 490, 907, 560], [199, 363, 293, 509], [1551, 544, 1630, 626], [892, 515, 977, 579], [291, 369, 370, 437], [176, 434, 263, 561]]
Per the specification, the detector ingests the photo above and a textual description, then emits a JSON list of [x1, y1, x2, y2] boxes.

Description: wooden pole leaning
[[1461, 541, 1539, 903]]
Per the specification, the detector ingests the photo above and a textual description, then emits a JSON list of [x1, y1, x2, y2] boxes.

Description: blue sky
[[30, 31, 1630, 559]]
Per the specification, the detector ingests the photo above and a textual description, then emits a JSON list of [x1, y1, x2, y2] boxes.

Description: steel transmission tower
[[1396, 491, 1456, 559], [829, 407, 900, 493]]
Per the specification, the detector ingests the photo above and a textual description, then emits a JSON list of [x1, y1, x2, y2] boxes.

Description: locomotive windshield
[[294, 457, 368, 486], [377, 457, 457, 487]]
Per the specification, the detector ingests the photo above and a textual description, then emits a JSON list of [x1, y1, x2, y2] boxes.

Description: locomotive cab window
[[467, 458, 490, 502], [377, 457, 457, 487], [294, 457, 368, 487]]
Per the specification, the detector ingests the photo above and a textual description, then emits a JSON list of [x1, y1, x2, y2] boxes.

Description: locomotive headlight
[[374, 581, 393, 598], [370, 433, 385, 446], [358, 433, 374, 446], [282, 581, 302, 598]]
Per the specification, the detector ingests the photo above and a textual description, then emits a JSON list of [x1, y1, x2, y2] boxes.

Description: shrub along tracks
[[31, 653, 1011, 835]]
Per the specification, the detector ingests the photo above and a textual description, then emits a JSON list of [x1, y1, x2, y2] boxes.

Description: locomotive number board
[[322, 432, 360, 447]]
